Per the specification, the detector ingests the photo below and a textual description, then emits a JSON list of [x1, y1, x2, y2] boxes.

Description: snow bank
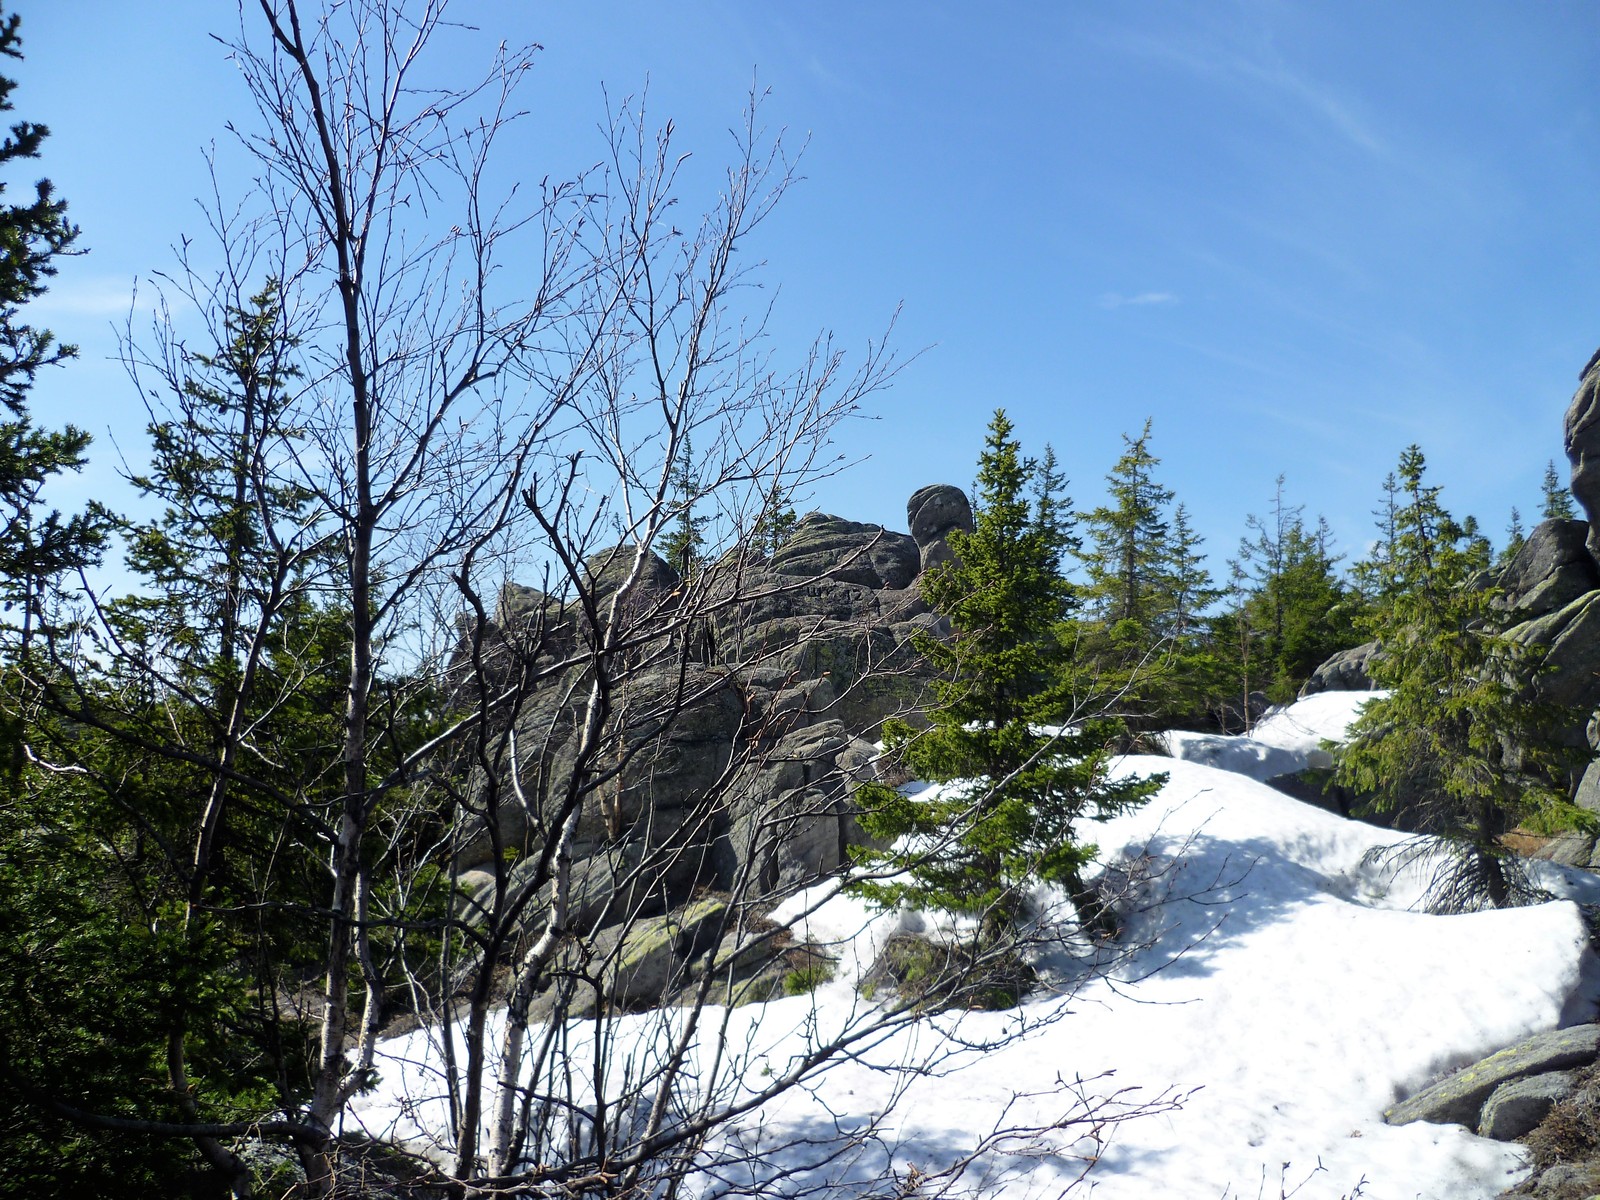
[[1162, 690, 1382, 781]]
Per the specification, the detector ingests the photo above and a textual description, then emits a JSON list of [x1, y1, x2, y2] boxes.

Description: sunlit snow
[[353, 692, 1600, 1198]]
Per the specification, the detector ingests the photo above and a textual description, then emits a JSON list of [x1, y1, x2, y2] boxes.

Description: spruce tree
[[1081, 419, 1172, 629], [1077, 420, 1218, 728], [1352, 471, 1402, 605], [1336, 445, 1584, 911], [1501, 506, 1526, 565], [3, 283, 341, 1190], [751, 480, 797, 556], [1232, 478, 1363, 701], [662, 435, 707, 579], [1542, 459, 1577, 521], [851, 410, 1156, 947], [0, 12, 193, 1187]]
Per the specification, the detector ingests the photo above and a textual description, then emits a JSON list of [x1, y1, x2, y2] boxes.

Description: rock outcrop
[[1564, 347, 1600, 562], [449, 490, 958, 961], [1299, 641, 1380, 697], [767, 512, 920, 591], [1497, 519, 1600, 620], [1479, 1070, 1577, 1141]]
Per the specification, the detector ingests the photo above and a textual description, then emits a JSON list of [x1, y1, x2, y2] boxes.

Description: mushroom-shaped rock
[[907, 484, 973, 574]]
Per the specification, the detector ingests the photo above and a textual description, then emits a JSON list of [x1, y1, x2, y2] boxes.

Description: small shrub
[[858, 932, 1034, 1012], [782, 962, 835, 996], [1525, 1065, 1600, 1168]]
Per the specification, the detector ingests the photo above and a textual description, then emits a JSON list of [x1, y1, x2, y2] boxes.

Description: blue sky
[[16, 1, 1600, 575]]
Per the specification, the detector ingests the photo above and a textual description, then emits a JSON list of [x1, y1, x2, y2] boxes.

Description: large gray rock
[[1498, 520, 1599, 619], [528, 895, 733, 1020], [709, 572, 885, 650], [1511, 593, 1600, 711], [1564, 347, 1600, 563], [582, 544, 682, 610], [1531, 1161, 1600, 1195], [1479, 1070, 1577, 1141], [592, 895, 729, 1008], [453, 661, 745, 875], [767, 513, 919, 590], [1576, 758, 1600, 814], [907, 484, 973, 574], [455, 488, 953, 921], [1385, 1025, 1600, 1128], [1504, 588, 1600, 760], [1532, 830, 1600, 869], [767, 618, 935, 734], [467, 837, 685, 945], [1299, 641, 1381, 697]]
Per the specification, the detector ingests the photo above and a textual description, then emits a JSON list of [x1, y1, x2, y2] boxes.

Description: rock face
[[1510, 590, 1600, 720], [1498, 520, 1600, 619], [768, 513, 920, 591], [1565, 347, 1600, 562], [1384, 1024, 1600, 1130]]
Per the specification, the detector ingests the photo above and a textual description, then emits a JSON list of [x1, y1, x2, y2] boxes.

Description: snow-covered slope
[[355, 694, 1600, 1198]]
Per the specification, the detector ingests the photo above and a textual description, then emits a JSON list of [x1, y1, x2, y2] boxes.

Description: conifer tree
[[1077, 420, 1218, 728], [751, 480, 797, 556], [1501, 506, 1526, 565], [1460, 512, 1493, 565], [0, 7, 107, 666], [1336, 445, 1584, 911], [1213, 559, 1259, 730], [1353, 471, 1402, 605], [852, 411, 1156, 946], [0, 12, 190, 1187], [662, 435, 707, 579], [1231, 478, 1363, 702], [1081, 420, 1172, 629], [3, 282, 342, 1191], [1542, 459, 1577, 521]]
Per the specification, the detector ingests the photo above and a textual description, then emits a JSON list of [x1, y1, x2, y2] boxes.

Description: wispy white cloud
[[1096, 22, 1391, 162], [31, 275, 145, 318], [1228, 53, 1388, 159], [1098, 290, 1179, 310]]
